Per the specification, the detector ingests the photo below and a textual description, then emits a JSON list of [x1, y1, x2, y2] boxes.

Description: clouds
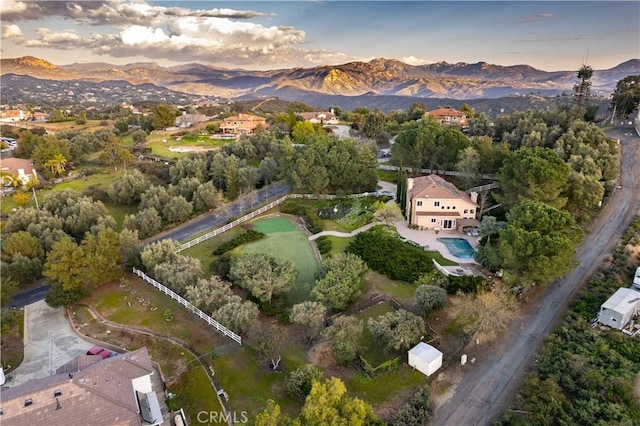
[[0, 0, 350, 67], [401, 56, 433, 66], [1, 24, 24, 41]]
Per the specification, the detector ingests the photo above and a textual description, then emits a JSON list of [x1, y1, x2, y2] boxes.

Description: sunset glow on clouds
[[1, 0, 638, 70]]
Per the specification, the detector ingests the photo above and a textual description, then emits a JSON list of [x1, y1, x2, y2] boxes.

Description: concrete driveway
[[6, 300, 93, 387]]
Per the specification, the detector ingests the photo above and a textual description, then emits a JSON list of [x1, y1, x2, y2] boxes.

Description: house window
[[464, 209, 468, 214], [431, 218, 436, 223], [452, 206, 456, 209], [469, 209, 474, 214], [434, 201, 440, 207], [447, 206, 450, 209], [417, 201, 423, 206], [441, 206, 445, 209]]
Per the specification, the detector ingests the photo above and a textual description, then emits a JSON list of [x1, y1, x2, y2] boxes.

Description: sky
[[1, 1, 638, 71]]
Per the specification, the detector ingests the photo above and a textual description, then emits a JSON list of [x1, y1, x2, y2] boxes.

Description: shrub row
[[346, 227, 433, 282], [212, 230, 265, 255], [315, 236, 332, 255]]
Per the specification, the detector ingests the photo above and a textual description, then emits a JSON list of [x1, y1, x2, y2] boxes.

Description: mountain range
[[2, 55, 638, 102]]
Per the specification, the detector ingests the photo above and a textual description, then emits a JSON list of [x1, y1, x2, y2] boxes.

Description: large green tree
[[498, 200, 583, 286], [367, 309, 426, 353], [152, 104, 178, 129], [312, 252, 368, 311], [498, 146, 570, 209], [610, 74, 640, 117], [230, 252, 297, 303], [324, 315, 362, 365], [107, 170, 149, 205]]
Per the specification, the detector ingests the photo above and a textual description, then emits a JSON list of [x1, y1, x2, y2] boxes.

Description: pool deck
[[393, 220, 480, 265]]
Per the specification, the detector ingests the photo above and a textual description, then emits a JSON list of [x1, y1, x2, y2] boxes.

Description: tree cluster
[[287, 134, 378, 194], [367, 309, 426, 353], [312, 252, 368, 311]]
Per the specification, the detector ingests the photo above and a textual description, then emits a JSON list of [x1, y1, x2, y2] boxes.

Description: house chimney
[[470, 191, 478, 204], [330, 108, 335, 115], [407, 178, 414, 191]]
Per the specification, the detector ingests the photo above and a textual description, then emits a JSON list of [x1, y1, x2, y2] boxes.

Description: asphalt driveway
[[6, 300, 94, 387]]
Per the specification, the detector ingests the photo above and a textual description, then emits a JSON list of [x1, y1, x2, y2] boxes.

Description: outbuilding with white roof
[[597, 287, 640, 330]]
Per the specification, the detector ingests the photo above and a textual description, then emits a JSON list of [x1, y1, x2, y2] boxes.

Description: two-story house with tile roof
[[220, 113, 268, 136], [406, 174, 479, 230], [425, 108, 468, 127]]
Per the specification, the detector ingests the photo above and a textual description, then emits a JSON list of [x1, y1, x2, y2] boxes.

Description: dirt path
[[432, 126, 640, 425]]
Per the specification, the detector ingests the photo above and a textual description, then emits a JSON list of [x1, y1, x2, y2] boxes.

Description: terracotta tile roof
[[0, 348, 154, 426], [408, 174, 476, 204], [426, 108, 466, 118]]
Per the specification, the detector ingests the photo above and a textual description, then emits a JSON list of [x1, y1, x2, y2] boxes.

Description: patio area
[[393, 220, 480, 265]]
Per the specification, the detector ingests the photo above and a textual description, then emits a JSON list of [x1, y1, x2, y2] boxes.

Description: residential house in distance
[[0, 110, 25, 123], [0, 158, 38, 187], [0, 347, 164, 426], [220, 113, 268, 136], [406, 174, 479, 230], [175, 113, 210, 128], [299, 110, 339, 125], [425, 107, 468, 127]]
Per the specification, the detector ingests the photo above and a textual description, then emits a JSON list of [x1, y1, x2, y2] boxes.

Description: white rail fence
[[177, 192, 381, 252], [132, 268, 242, 345]]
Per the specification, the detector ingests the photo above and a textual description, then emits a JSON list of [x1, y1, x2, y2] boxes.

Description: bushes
[[392, 385, 432, 426], [212, 230, 265, 255], [280, 200, 323, 233], [444, 275, 490, 295], [346, 226, 433, 282], [315, 236, 332, 255]]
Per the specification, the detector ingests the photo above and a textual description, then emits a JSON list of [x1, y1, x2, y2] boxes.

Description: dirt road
[[432, 125, 640, 426]]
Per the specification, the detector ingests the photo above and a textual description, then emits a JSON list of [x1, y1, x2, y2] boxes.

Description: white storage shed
[[408, 342, 443, 376], [598, 288, 640, 330]]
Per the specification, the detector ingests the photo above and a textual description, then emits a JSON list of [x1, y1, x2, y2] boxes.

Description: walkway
[[308, 222, 376, 240]]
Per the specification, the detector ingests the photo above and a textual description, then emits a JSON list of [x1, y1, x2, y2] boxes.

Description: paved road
[[432, 125, 640, 426], [10, 284, 51, 308], [147, 182, 289, 244]]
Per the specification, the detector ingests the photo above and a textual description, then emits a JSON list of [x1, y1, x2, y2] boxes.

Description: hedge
[[212, 230, 265, 255]]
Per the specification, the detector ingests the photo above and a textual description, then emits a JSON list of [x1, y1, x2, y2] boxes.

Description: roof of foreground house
[[408, 174, 476, 204], [0, 348, 153, 426]]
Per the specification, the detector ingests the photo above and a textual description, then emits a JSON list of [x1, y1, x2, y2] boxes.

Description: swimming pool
[[436, 237, 475, 259]]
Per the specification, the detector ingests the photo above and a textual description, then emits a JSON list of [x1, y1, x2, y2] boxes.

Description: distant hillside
[[1, 55, 637, 107]]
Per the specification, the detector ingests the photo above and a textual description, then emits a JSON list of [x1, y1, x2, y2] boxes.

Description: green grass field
[[146, 130, 228, 159], [243, 216, 320, 304]]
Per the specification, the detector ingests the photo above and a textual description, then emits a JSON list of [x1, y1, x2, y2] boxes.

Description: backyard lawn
[[243, 216, 320, 304]]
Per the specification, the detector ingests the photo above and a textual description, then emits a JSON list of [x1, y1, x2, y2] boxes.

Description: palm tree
[[44, 153, 67, 177]]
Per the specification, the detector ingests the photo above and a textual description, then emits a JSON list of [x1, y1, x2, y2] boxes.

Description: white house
[[597, 288, 640, 330], [408, 342, 443, 376]]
